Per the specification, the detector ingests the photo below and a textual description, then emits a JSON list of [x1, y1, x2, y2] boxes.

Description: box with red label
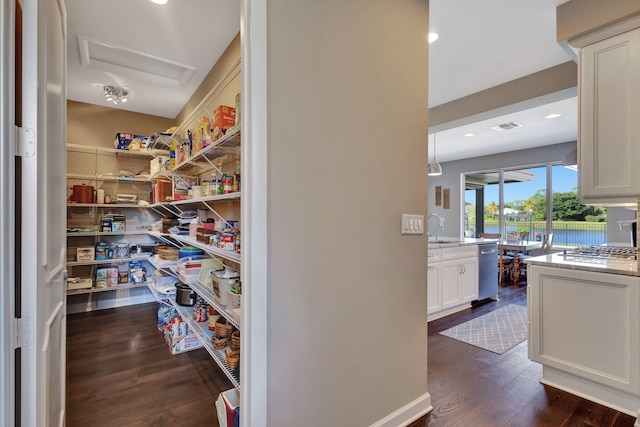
[[212, 106, 236, 140]]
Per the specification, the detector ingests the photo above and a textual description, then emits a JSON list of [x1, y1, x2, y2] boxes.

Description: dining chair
[[499, 248, 517, 282], [540, 233, 554, 254], [518, 233, 554, 281]]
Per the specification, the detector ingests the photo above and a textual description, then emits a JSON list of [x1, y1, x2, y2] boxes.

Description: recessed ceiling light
[[544, 113, 562, 119], [428, 32, 439, 44], [463, 133, 475, 137], [150, 0, 168, 4]]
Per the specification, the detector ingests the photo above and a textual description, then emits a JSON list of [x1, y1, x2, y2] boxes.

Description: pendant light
[[428, 133, 443, 176]]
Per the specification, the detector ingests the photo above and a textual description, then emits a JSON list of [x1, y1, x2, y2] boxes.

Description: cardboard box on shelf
[[76, 247, 95, 262], [114, 133, 148, 151], [67, 277, 92, 290], [95, 242, 110, 260], [212, 106, 236, 140], [154, 179, 173, 204], [96, 266, 119, 288], [150, 156, 170, 176]]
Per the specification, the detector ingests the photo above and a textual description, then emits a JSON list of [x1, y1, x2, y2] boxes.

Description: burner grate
[[562, 245, 638, 261]]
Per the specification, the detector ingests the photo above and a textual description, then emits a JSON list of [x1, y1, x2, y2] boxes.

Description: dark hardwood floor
[[66, 303, 232, 427], [67, 282, 638, 427], [410, 280, 638, 427]]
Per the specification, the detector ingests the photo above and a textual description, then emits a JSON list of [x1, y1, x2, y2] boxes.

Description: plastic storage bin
[[176, 255, 208, 284]]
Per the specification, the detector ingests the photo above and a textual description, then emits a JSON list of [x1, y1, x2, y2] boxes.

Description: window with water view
[[464, 164, 606, 247]]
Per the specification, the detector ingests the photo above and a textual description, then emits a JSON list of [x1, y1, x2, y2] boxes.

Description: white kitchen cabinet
[[528, 265, 640, 418], [460, 256, 479, 302], [440, 257, 478, 309], [574, 23, 640, 205], [427, 245, 478, 321]]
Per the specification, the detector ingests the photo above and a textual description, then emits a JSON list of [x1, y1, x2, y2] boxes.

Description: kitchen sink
[[428, 238, 462, 244]]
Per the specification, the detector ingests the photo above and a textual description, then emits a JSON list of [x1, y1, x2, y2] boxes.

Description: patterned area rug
[[439, 304, 528, 354]]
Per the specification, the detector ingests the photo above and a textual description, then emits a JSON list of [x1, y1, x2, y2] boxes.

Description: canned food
[[220, 232, 236, 251]]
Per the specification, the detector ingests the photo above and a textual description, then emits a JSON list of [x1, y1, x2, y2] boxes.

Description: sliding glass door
[[464, 163, 606, 246]]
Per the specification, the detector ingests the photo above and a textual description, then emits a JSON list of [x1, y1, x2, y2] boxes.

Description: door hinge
[[15, 126, 36, 157], [15, 317, 34, 349]]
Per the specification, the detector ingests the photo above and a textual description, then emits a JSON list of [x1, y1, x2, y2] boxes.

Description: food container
[[72, 185, 94, 203], [220, 232, 236, 251], [175, 283, 196, 306], [211, 270, 240, 306], [178, 246, 204, 259], [176, 254, 208, 283]]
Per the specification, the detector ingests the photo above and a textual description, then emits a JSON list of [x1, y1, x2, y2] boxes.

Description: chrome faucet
[[427, 213, 445, 240]]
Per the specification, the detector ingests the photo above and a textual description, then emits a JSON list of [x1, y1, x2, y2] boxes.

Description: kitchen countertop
[[427, 237, 499, 249], [523, 253, 640, 277]]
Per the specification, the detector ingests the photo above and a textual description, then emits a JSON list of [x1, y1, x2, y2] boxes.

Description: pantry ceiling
[[65, 0, 575, 161], [65, 0, 241, 119]]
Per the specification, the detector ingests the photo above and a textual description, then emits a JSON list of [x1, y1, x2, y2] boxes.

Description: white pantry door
[[20, 0, 67, 426], [0, 0, 18, 425]]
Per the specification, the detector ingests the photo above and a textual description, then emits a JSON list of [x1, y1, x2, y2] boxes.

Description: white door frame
[[240, 1, 268, 425]]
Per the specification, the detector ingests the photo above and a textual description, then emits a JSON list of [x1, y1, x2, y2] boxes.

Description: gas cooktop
[[562, 245, 638, 261]]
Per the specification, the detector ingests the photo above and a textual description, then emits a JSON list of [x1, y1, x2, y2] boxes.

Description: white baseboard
[[542, 366, 640, 420], [369, 392, 432, 427]]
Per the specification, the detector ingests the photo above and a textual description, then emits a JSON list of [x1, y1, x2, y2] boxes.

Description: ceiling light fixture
[[544, 113, 562, 119], [150, 0, 168, 4], [428, 133, 443, 176], [103, 86, 128, 105]]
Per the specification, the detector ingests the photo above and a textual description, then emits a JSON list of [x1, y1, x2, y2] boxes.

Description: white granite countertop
[[427, 237, 499, 249], [523, 253, 640, 276]]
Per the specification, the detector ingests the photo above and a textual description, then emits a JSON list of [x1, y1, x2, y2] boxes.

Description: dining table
[[500, 239, 543, 281]]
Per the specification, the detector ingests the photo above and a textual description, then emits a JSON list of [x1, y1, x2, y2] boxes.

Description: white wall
[[265, 0, 430, 425]]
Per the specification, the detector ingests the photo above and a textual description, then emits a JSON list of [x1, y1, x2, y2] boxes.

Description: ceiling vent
[[490, 121, 523, 132], [77, 35, 195, 88]]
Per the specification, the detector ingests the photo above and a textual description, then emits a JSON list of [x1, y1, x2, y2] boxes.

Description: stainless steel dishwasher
[[476, 242, 499, 301]]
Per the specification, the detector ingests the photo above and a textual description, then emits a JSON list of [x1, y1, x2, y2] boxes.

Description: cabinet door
[[529, 266, 640, 395], [440, 260, 462, 309], [427, 264, 441, 314], [459, 257, 479, 303], [579, 27, 640, 203]]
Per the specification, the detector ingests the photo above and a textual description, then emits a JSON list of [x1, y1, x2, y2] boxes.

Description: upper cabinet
[[572, 19, 640, 205]]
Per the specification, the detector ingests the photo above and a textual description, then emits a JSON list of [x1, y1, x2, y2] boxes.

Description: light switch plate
[[401, 214, 424, 235]]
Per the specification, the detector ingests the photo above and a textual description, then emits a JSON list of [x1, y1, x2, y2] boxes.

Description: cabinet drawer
[[427, 248, 442, 264], [442, 245, 477, 261]]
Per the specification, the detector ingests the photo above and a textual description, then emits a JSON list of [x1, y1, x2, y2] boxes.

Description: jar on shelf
[[222, 174, 233, 194]]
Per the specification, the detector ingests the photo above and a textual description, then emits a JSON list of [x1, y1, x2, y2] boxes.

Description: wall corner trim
[[368, 392, 432, 427]]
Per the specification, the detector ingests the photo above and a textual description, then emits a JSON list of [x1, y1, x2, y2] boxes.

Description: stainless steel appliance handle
[[481, 249, 496, 255]]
